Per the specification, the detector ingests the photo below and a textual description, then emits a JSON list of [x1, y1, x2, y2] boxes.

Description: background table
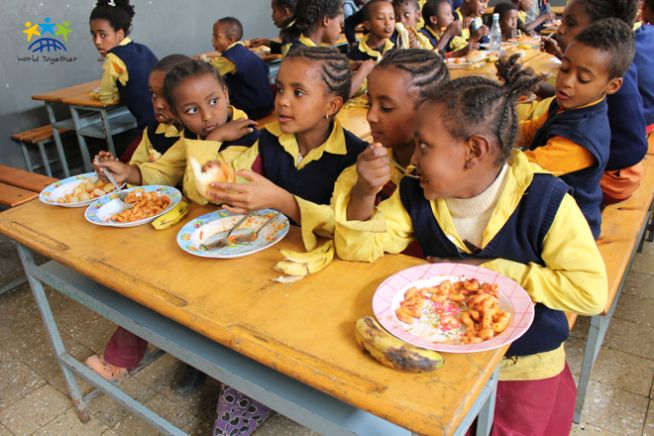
[[32, 81, 137, 173], [0, 200, 508, 435]]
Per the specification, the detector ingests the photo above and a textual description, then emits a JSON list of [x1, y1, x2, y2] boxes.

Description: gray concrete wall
[[0, 0, 277, 169]]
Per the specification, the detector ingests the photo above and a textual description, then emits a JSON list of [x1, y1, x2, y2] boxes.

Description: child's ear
[[327, 95, 345, 117], [428, 16, 439, 26], [363, 20, 371, 31], [464, 135, 493, 169], [116, 29, 125, 42], [322, 15, 330, 28], [605, 77, 623, 96], [222, 85, 230, 105]]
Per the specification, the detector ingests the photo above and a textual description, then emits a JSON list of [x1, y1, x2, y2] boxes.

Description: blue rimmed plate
[[176, 209, 290, 259], [84, 185, 182, 227], [39, 172, 124, 207]]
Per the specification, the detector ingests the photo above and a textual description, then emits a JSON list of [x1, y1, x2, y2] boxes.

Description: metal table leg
[[99, 108, 118, 158], [45, 103, 70, 177], [69, 106, 93, 172]]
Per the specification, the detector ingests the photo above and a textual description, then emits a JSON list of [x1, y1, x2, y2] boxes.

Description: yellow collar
[[299, 34, 318, 47], [424, 25, 441, 40], [155, 122, 182, 138], [224, 41, 245, 51], [431, 150, 538, 251], [358, 34, 394, 61], [558, 96, 606, 113], [265, 118, 348, 169], [118, 36, 132, 47]]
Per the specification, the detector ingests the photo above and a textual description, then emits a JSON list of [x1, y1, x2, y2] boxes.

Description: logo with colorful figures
[[23, 17, 72, 52], [19, 17, 77, 64]]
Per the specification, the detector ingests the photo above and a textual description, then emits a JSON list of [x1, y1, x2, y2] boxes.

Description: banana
[[274, 240, 335, 282], [151, 200, 190, 230], [395, 22, 410, 49], [354, 316, 444, 372], [279, 240, 333, 264]]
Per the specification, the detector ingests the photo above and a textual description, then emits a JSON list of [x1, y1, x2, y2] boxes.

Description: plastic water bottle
[[489, 13, 502, 53]]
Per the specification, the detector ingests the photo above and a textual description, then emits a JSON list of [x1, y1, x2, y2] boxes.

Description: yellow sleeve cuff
[[210, 56, 237, 76], [499, 344, 566, 381]]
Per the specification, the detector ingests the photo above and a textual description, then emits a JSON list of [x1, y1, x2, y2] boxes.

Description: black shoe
[[174, 364, 206, 395]]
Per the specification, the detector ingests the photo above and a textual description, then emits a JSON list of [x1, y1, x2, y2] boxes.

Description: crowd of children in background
[[83, 0, 653, 434]]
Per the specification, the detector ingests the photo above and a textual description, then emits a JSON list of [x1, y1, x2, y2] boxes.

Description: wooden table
[[32, 80, 137, 173], [448, 49, 560, 82], [0, 200, 507, 435]]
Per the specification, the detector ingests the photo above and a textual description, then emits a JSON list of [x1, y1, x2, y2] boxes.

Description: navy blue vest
[[530, 99, 609, 239], [109, 41, 158, 129], [146, 122, 179, 154], [221, 44, 274, 120], [635, 25, 654, 127], [419, 28, 439, 49], [399, 173, 571, 356], [606, 63, 648, 170], [258, 126, 367, 205], [347, 42, 381, 61]]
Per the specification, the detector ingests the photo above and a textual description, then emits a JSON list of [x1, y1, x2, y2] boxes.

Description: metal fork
[[200, 213, 251, 250], [201, 213, 279, 250]]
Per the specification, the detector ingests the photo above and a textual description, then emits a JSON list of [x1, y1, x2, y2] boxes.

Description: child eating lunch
[[334, 56, 607, 435], [348, 0, 397, 61], [420, 0, 470, 54]]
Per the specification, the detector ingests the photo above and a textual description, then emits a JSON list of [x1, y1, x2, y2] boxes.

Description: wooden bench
[[11, 124, 71, 178], [573, 152, 654, 422], [0, 164, 57, 295]]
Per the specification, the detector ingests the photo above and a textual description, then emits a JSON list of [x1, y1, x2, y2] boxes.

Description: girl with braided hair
[[540, 0, 648, 204], [282, 0, 345, 54], [335, 55, 607, 435], [206, 46, 367, 436], [249, 0, 298, 54], [89, 0, 158, 161]]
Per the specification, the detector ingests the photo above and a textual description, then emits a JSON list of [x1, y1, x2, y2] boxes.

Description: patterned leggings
[[212, 386, 272, 435]]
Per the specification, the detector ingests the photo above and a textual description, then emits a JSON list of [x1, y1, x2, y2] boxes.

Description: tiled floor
[[1, 232, 653, 435]]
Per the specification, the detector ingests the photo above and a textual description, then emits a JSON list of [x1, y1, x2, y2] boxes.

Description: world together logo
[[19, 17, 77, 64], [23, 17, 71, 52]]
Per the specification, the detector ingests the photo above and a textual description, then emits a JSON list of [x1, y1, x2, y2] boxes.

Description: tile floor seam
[[27, 405, 74, 436]]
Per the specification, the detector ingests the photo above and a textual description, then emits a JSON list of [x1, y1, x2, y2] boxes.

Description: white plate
[[39, 172, 123, 207], [84, 185, 182, 227]]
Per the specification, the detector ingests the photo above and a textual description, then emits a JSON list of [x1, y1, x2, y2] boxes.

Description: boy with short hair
[[392, 0, 433, 48], [519, 18, 635, 238], [207, 16, 274, 119]]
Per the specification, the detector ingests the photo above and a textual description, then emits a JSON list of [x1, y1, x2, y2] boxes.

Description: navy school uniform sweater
[[257, 127, 368, 205], [109, 41, 158, 130], [635, 24, 654, 127], [221, 44, 274, 120], [146, 121, 179, 155], [529, 98, 610, 239], [606, 63, 648, 170], [399, 173, 571, 357]]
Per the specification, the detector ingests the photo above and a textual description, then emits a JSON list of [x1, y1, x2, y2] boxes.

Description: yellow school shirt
[[281, 33, 323, 56], [138, 106, 250, 205], [90, 37, 132, 104], [129, 123, 182, 167], [334, 150, 607, 380], [454, 9, 472, 41], [423, 25, 468, 51], [517, 10, 528, 24], [208, 42, 240, 76], [355, 34, 395, 61]]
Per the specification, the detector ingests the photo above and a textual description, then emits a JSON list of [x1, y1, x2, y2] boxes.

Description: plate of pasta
[[372, 263, 534, 353], [39, 172, 124, 207], [84, 185, 181, 227]]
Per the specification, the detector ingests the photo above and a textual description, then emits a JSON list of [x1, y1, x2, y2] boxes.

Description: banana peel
[[274, 240, 334, 282], [354, 316, 444, 372], [151, 200, 189, 230]]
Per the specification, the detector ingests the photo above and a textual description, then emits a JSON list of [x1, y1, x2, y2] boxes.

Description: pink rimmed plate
[[372, 263, 535, 353]]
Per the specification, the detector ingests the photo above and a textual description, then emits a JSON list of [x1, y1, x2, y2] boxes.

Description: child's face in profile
[[556, 0, 593, 52], [500, 10, 518, 38], [434, 2, 455, 28], [322, 11, 345, 45], [212, 23, 233, 53], [555, 41, 623, 110], [90, 18, 124, 57], [367, 67, 419, 148], [172, 73, 230, 139], [271, 0, 292, 28], [274, 57, 342, 135], [466, 0, 489, 17], [365, 2, 396, 41], [412, 103, 471, 200], [395, 1, 421, 29], [149, 70, 175, 125]]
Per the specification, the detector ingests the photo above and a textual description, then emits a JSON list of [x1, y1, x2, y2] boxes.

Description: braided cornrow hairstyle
[[425, 54, 540, 163], [287, 0, 344, 40], [90, 0, 135, 34], [377, 49, 449, 105], [285, 45, 352, 102], [575, 0, 638, 26], [163, 59, 226, 111]]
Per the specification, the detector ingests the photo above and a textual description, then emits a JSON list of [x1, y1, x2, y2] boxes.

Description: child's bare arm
[[94, 158, 142, 186], [350, 60, 376, 98], [206, 119, 258, 143], [347, 143, 391, 221]]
